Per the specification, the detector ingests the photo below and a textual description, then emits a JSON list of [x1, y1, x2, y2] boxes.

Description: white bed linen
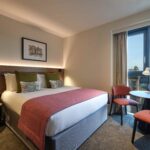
[[1, 86, 108, 136]]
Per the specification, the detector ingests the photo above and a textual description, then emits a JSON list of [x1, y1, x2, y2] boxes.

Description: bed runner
[[18, 88, 107, 150]]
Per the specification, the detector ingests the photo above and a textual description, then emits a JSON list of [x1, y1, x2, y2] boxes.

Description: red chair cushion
[[113, 98, 129, 105], [134, 110, 150, 124], [113, 98, 138, 106]]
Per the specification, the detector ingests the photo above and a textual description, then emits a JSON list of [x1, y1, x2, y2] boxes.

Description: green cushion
[[15, 71, 37, 92], [45, 72, 60, 88]]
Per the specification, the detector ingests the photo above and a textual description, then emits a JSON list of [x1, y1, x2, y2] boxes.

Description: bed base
[[5, 104, 107, 150]]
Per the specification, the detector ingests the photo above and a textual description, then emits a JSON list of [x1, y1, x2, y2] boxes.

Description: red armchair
[[131, 110, 150, 143], [109, 85, 138, 125]]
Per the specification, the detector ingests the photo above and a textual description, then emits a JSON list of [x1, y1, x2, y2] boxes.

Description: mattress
[[1, 86, 108, 136]]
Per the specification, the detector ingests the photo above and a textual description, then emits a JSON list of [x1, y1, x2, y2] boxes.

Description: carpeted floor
[[0, 115, 150, 150], [80, 115, 150, 150]]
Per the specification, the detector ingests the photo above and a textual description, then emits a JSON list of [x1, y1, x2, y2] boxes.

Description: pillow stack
[[4, 71, 64, 93], [15, 71, 37, 93], [45, 72, 60, 87]]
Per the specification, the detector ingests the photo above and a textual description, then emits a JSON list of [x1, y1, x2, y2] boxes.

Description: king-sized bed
[[0, 66, 108, 150]]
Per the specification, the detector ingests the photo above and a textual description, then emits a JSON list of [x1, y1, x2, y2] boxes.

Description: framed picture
[[22, 37, 47, 62]]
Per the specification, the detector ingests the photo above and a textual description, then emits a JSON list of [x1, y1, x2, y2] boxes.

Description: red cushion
[[134, 110, 150, 124], [113, 98, 129, 105], [113, 98, 138, 106]]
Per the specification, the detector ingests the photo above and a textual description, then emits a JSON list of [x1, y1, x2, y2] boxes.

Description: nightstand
[[0, 102, 5, 126]]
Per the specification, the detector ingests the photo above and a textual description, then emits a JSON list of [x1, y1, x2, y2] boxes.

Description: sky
[[127, 33, 144, 71]]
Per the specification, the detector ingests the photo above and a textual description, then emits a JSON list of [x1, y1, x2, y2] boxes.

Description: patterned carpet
[[0, 115, 150, 150]]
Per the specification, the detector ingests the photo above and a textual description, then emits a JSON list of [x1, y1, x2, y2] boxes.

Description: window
[[127, 27, 150, 90], [127, 33, 144, 71]]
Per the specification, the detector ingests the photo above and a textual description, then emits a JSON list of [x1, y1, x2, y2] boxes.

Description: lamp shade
[[142, 67, 150, 76]]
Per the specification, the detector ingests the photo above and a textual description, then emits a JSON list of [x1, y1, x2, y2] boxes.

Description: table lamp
[[142, 67, 150, 90]]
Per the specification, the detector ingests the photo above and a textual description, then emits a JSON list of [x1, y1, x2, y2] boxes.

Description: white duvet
[[1, 86, 108, 136]]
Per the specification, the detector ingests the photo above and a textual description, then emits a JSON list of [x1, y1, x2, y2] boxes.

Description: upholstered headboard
[[0, 65, 64, 96]]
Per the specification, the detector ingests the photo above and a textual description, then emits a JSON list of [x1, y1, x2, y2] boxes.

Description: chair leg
[[125, 106, 127, 115], [120, 105, 123, 125], [114, 103, 117, 113], [136, 105, 138, 112], [109, 101, 113, 115], [132, 119, 137, 143]]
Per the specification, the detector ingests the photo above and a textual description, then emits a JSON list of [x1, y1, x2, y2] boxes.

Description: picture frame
[[22, 37, 47, 62]]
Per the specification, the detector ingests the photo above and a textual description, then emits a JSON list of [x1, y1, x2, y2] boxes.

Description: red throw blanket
[[18, 89, 107, 150]]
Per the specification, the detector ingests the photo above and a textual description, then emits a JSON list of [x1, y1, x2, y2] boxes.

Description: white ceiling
[[0, 0, 150, 37]]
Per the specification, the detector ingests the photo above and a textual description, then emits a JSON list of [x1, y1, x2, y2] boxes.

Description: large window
[[127, 27, 150, 90], [127, 33, 144, 71]]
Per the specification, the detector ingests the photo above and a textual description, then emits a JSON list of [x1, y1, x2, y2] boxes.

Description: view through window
[[127, 27, 150, 90], [127, 33, 144, 71]]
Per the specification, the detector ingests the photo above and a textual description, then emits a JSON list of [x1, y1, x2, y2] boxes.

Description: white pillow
[[49, 80, 63, 89], [37, 74, 47, 88], [4, 73, 17, 91]]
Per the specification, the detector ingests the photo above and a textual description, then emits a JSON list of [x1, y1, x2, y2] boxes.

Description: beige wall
[[0, 15, 63, 68], [63, 9, 150, 92], [1, 10, 150, 92]]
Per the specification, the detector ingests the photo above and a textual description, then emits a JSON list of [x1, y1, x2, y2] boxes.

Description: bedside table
[[0, 102, 5, 126]]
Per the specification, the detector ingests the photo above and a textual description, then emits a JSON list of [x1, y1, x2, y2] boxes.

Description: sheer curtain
[[113, 32, 127, 85]]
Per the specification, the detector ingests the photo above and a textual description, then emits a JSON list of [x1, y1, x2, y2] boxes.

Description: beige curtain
[[113, 32, 127, 85]]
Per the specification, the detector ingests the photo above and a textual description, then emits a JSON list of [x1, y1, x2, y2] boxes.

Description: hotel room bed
[[1, 86, 108, 137], [0, 66, 108, 150]]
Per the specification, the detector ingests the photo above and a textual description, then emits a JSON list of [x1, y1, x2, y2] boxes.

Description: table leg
[[138, 99, 150, 134]]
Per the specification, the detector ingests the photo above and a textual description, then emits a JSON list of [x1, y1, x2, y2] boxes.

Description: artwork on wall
[[22, 37, 47, 62]]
